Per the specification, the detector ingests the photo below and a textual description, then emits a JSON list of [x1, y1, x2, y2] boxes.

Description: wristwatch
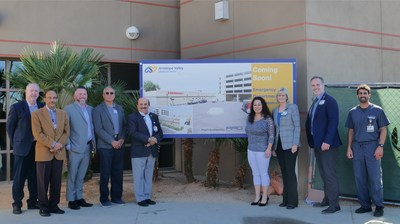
[[378, 143, 384, 147]]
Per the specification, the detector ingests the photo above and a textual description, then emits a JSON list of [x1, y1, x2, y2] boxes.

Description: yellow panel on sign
[[251, 63, 293, 108]]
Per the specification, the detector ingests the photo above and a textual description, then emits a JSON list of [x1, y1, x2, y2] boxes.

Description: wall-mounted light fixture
[[215, 0, 229, 21], [126, 26, 140, 40]]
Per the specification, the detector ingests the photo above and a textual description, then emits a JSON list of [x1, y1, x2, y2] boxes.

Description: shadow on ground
[[243, 216, 311, 224]]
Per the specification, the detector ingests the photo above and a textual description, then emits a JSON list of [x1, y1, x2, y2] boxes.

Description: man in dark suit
[[32, 90, 70, 217], [128, 98, 163, 207], [7, 83, 44, 214], [306, 76, 342, 214], [93, 86, 127, 207], [65, 87, 95, 210]]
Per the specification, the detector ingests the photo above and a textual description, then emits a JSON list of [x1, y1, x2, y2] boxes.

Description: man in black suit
[[6, 83, 44, 214], [128, 97, 163, 207]]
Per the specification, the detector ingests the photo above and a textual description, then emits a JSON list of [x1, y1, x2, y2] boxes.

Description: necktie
[[308, 97, 318, 118]]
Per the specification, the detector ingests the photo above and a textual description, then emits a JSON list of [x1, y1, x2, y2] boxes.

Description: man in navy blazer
[[93, 86, 127, 207], [306, 76, 342, 214], [128, 98, 163, 207], [6, 83, 44, 214]]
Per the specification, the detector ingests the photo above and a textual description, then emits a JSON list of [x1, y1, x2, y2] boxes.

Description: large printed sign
[[140, 59, 296, 138]]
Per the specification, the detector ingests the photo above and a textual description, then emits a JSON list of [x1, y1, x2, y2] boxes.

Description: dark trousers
[[12, 142, 37, 208], [314, 147, 340, 207], [276, 138, 298, 206], [36, 158, 63, 212], [98, 148, 124, 203]]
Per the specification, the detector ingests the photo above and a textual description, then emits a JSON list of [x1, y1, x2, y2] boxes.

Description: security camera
[[126, 26, 140, 40]]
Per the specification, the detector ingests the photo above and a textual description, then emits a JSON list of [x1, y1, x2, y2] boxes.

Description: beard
[[358, 97, 368, 103]]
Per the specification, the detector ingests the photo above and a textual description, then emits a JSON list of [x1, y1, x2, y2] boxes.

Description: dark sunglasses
[[105, 92, 115, 95]]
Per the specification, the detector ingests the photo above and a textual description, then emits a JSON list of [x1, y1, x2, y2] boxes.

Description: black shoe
[[251, 196, 261, 206], [76, 199, 93, 207], [258, 196, 269, 207], [68, 201, 80, 210], [50, 206, 65, 214], [321, 206, 341, 214], [374, 206, 384, 217], [12, 205, 22, 215], [145, 199, 156, 205], [39, 209, 51, 217], [27, 203, 40, 210], [279, 202, 287, 207], [137, 200, 149, 207], [313, 201, 329, 207], [286, 204, 296, 209], [355, 206, 372, 214]]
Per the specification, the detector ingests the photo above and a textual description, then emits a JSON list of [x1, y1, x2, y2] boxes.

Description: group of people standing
[[7, 83, 163, 217], [246, 76, 389, 218]]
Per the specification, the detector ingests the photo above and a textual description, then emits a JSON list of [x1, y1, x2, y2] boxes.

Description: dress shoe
[[137, 200, 149, 207], [76, 199, 93, 207], [374, 206, 384, 217], [39, 209, 51, 217], [50, 206, 65, 214], [258, 197, 269, 207], [12, 205, 22, 215], [250, 196, 261, 206], [68, 201, 80, 210], [27, 203, 40, 210], [286, 204, 296, 209], [145, 199, 156, 205], [313, 201, 329, 207], [321, 206, 341, 214], [279, 203, 287, 207], [355, 206, 372, 214]]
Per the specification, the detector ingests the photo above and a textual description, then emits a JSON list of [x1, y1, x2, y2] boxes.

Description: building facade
[[1, 0, 400, 199]]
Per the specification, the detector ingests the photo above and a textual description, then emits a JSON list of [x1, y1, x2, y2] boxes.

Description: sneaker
[[374, 206, 384, 217], [100, 201, 112, 208], [111, 200, 126, 206], [355, 206, 372, 214]]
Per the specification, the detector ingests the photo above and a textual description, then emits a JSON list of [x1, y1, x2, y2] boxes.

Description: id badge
[[153, 125, 158, 133], [367, 125, 374, 132], [281, 111, 288, 116]]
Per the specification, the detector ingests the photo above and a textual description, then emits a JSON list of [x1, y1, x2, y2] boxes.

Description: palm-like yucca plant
[[204, 138, 227, 188], [230, 138, 249, 189], [182, 138, 196, 183], [8, 41, 103, 108]]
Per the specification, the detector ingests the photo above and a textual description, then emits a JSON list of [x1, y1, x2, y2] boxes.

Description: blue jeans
[[98, 148, 124, 203]]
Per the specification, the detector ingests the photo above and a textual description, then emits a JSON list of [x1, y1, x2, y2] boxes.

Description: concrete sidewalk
[[0, 198, 398, 224]]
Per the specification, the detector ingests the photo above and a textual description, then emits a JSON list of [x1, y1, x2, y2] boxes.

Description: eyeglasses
[[105, 92, 115, 95]]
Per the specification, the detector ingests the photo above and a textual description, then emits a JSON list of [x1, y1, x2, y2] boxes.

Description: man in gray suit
[[65, 87, 94, 210], [93, 86, 126, 207]]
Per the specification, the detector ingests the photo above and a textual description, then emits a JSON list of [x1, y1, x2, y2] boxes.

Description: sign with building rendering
[[140, 59, 296, 138]]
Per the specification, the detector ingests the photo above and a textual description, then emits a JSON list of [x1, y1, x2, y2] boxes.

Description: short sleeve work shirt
[[345, 104, 390, 142]]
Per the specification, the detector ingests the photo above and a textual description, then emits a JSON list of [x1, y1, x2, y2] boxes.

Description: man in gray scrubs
[[346, 84, 390, 218]]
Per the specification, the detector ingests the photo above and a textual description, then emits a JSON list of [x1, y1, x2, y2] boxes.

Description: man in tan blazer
[[31, 90, 70, 217]]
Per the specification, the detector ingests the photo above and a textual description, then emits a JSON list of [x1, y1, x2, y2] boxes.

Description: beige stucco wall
[[180, 0, 309, 196], [0, 1, 180, 61], [179, 0, 400, 198]]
